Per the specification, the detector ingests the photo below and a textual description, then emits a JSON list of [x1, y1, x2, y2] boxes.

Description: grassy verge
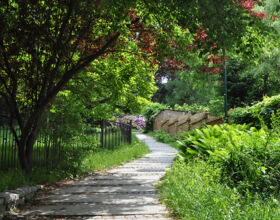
[[159, 156, 280, 220], [153, 124, 280, 219], [0, 135, 149, 192], [147, 130, 180, 149]]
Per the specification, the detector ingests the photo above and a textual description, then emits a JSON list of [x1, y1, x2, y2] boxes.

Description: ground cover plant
[[0, 135, 149, 192], [158, 111, 280, 219]]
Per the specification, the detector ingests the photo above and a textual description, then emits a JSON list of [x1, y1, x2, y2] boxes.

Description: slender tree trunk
[[17, 106, 45, 176], [18, 128, 38, 176], [263, 72, 269, 96]]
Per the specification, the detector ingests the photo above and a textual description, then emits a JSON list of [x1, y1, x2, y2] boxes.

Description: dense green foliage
[[222, 58, 280, 108], [230, 94, 280, 127], [159, 159, 280, 219], [158, 112, 280, 219], [141, 103, 168, 132], [178, 123, 280, 195], [151, 1, 280, 112], [0, 135, 149, 192]]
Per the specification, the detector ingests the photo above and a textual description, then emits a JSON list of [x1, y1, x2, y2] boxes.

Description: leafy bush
[[230, 94, 280, 127], [116, 115, 146, 130], [173, 103, 207, 114], [177, 124, 248, 159], [177, 122, 280, 195], [142, 103, 168, 132], [159, 159, 280, 219], [208, 96, 224, 116], [159, 110, 280, 219]]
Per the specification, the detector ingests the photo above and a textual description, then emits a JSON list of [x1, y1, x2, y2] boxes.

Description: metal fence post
[[129, 120, 132, 144], [101, 120, 105, 148]]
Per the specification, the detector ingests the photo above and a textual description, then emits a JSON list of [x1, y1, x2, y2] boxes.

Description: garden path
[[16, 133, 178, 219]]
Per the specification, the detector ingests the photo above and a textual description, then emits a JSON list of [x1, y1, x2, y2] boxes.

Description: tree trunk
[[17, 108, 44, 176], [18, 130, 37, 176], [263, 72, 269, 96]]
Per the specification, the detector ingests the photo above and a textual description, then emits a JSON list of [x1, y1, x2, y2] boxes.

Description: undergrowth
[[158, 110, 280, 219], [159, 159, 280, 220]]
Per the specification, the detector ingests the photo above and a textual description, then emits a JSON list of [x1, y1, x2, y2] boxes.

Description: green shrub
[[230, 94, 280, 127], [173, 103, 207, 114], [142, 103, 168, 132], [177, 123, 280, 195], [177, 124, 248, 159], [208, 96, 224, 116], [159, 159, 280, 219]]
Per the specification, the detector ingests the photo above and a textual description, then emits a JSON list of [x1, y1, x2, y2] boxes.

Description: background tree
[[0, 0, 269, 174]]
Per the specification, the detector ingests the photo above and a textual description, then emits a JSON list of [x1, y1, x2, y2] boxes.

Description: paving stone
[[15, 133, 178, 220], [37, 193, 159, 204], [23, 204, 168, 216], [60, 179, 156, 186], [102, 172, 167, 176], [86, 215, 172, 220], [107, 168, 168, 173], [85, 175, 161, 180], [52, 185, 156, 194]]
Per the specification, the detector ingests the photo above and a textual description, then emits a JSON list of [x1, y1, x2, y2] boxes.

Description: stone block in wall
[[0, 192, 19, 210], [189, 112, 208, 125], [153, 109, 223, 135], [161, 119, 169, 133], [206, 115, 223, 125], [0, 185, 43, 214]]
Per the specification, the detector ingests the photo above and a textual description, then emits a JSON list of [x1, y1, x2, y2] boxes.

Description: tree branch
[[44, 32, 120, 106]]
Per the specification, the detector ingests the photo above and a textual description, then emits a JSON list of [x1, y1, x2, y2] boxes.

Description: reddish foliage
[[161, 58, 189, 71], [200, 66, 223, 75], [239, 0, 278, 20], [270, 14, 279, 20], [128, 8, 159, 67], [194, 27, 208, 41], [206, 55, 223, 64]]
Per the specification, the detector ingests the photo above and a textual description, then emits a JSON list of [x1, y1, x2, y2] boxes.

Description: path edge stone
[[0, 185, 44, 219]]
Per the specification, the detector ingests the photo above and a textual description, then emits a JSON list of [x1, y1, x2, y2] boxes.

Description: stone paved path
[[17, 133, 177, 219]]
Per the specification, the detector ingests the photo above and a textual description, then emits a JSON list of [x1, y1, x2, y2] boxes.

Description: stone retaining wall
[[153, 110, 223, 135], [0, 185, 43, 218]]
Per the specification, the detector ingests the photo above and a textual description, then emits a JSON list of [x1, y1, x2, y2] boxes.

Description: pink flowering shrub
[[117, 115, 146, 130]]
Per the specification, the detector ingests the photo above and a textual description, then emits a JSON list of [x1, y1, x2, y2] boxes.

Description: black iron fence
[[0, 120, 132, 170]]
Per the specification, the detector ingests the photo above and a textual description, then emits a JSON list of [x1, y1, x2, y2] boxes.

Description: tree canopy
[[0, 0, 273, 174]]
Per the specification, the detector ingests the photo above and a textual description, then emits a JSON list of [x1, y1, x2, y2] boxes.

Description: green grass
[[77, 135, 150, 171], [0, 135, 150, 192], [159, 158, 280, 220]]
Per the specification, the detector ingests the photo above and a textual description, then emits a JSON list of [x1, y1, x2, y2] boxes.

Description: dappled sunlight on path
[[16, 133, 177, 220]]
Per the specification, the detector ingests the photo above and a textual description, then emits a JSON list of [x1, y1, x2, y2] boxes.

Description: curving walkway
[[17, 133, 178, 219]]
